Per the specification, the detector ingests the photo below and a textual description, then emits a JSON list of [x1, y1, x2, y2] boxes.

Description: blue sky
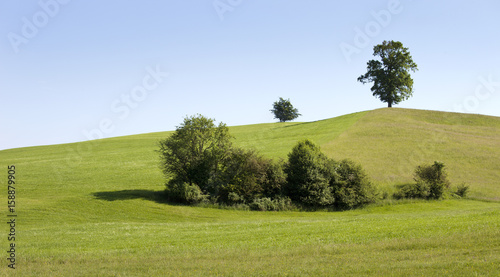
[[1, 0, 499, 150]]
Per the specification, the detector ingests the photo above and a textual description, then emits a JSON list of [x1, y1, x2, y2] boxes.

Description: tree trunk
[[388, 102, 392, 108]]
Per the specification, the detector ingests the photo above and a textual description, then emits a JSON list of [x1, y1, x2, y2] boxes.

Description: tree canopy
[[157, 114, 232, 194], [358, 40, 418, 107], [158, 114, 284, 206], [270, 97, 301, 122]]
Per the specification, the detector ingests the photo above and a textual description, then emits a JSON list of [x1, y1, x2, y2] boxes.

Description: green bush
[[414, 161, 450, 199], [158, 114, 233, 197], [227, 192, 242, 204], [393, 181, 430, 200], [249, 197, 293, 211], [395, 161, 452, 200], [284, 140, 336, 206], [284, 140, 376, 209], [218, 148, 271, 203], [165, 182, 208, 204], [261, 159, 287, 198], [331, 159, 378, 209], [454, 183, 470, 198]]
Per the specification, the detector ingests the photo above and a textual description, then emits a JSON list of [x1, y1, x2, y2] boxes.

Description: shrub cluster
[[394, 161, 468, 200], [159, 115, 377, 210], [285, 140, 377, 209], [159, 115, 466, 210]]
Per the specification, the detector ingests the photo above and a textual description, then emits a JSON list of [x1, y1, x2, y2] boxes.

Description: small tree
[[271, 97, 301, 122], [331, 159, 377, 209], [394, 161, 451, 200], [159, 114, 288, 205], [284, 140, 335, 206], [158, 114, 233, 199], [358, 40, 418, 107], [414, 161, 450, 199]]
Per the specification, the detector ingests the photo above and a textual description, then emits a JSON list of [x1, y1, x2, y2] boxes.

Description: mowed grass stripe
[[14, 200, 500, 276]]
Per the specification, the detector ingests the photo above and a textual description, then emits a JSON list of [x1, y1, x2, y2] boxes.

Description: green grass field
[[1, 108, 499, 276]]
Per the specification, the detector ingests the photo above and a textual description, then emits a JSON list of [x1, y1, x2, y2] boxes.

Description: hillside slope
[[323, 108, 500, 200], [1, 108, 499, 208], [230, 108, 500, 200]]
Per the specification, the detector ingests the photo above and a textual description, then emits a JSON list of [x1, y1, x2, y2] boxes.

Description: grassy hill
[[231, 108, 500, 200], [1, 108, 499, 276]]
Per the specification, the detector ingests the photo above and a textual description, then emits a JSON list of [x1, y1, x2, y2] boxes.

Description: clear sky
[[1, 0, 499, 150]]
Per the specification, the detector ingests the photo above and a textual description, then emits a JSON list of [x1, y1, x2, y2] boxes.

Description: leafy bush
[[261, 159, 287, 198], [249, 197, 293, 211], [454, 183, 470, 198], [158, 114, 233, 197], [165, 182, 207, 204], [284, 140, 336, 206], [395, 161, 452, 200], [227, 192, 242, 204], [414, 161, 450, 199], [284, 140, 376, 209], [331, 159, 378, 209], [393, 181, 430, 200], [218, 148, 270, 203]]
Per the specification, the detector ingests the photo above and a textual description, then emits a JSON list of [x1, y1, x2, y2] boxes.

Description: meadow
[[1, 108, 499, 276]]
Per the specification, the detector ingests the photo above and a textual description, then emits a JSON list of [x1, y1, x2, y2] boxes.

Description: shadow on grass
[[92, 189, 179, 205], [279, 118, 334, 129], [280, 122, 310, 128], [92, 190, 367, 212]]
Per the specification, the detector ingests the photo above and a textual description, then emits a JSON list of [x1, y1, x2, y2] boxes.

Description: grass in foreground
[[7, 200, 500, 276]]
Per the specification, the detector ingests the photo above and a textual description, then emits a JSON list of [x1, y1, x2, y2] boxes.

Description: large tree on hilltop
[[358, 40, 418, 107]]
